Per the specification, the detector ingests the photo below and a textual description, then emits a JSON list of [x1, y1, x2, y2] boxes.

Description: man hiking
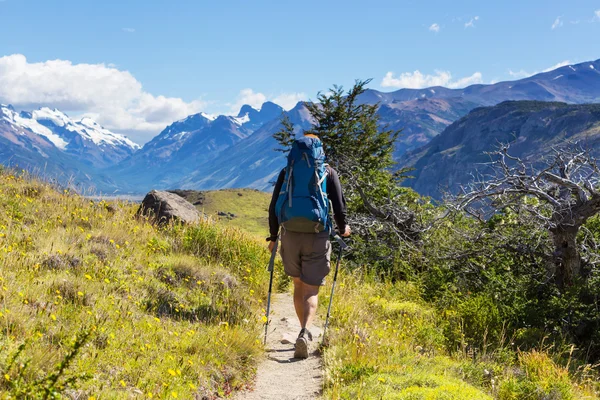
[[267, 133, 351, 359]]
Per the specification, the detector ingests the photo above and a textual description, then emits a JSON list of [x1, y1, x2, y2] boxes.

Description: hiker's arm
[[327, 168, 348, 234], [267, 169, 285, 241]]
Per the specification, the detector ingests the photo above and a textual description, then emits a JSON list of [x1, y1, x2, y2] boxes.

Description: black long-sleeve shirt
[[268, 165, 347, 239]]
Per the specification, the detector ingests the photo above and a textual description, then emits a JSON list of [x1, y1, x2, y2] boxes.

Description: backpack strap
[[287, 162, 294, 208], [315, 168, 328, 204]]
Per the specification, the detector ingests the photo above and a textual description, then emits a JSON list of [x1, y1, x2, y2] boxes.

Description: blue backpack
[[275, 135, 330, 233]]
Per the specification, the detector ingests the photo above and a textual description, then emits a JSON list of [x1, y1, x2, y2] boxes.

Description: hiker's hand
[[341, 225, 351, 237], [268, 241, 276, 253]]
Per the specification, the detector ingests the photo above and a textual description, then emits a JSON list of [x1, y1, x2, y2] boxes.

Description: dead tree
[[456, 144, 600, 286]]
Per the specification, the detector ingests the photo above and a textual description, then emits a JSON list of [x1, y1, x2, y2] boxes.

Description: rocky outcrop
[[137, 190, 201, 224]]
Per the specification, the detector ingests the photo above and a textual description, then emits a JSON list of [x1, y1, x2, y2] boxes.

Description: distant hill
[[170, 188, 271, 237], [400, 101, 600, 199]]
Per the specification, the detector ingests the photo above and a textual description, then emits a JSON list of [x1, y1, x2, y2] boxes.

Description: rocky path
[[235, 293, 324, 400]]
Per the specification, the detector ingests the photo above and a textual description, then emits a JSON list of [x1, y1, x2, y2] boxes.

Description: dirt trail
[[235, 293, 324, 400]]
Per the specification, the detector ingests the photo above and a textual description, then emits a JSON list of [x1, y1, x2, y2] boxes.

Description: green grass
[[320, 268, 598, 399], [0, 168, 597, 399], [172, 189, 271, 239], [0, 170, 273, 399]]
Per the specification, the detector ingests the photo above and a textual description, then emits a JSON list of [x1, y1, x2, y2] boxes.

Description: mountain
[[111, 102, 285, 192], [4, 59, 600, 194], [0, 105, 139, 169], [165, 59, 600, 193], [0, 105, 126, 191], [399, 101, 600, 199], [376, 97, 480, 156], [361, 59, 600, 155], [362, 60, 600, 106], [173, 102, 314, 191], [236, 101, 286, 131]]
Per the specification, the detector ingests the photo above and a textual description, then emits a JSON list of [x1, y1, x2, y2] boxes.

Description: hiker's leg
[[301, 282, 320, 329], [292, 277, 304, 324], [281, 231, 303, 325], [298, 231, 330, 330]]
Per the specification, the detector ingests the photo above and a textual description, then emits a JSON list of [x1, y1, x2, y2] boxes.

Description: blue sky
[[0, 0, 599, 143]]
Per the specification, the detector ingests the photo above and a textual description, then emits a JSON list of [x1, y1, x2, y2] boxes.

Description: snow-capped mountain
[[110, 102, 285, 191], [234, 101, 286, 131], [0, 105, 139, 169], [0, 105, 124, 192], [174, 101, 313, 191]]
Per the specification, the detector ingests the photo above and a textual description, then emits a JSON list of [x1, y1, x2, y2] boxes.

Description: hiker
[[267, 133, 351, 359]]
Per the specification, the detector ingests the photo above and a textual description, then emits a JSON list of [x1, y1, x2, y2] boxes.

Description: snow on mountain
[[0, 105, 121, 192], [1, 106, 69, 149], [77, 117, 140, 149], [0, 104, 140, 169], [200, 112, 217, 121], [31, 107, 140, 150], [232, 113, 251, 125]]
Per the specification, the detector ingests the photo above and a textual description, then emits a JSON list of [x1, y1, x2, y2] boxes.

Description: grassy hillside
[[170, 189, 271, 239], [0, 168, 597, 399], [0, 169, 274, 398]]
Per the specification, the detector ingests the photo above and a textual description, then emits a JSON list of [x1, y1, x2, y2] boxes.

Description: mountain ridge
[[399, 100, 600, 199]]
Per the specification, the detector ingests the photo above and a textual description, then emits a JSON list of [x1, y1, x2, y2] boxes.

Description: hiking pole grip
[[264, 237, 279, 345], [332, 234, 349, 250]]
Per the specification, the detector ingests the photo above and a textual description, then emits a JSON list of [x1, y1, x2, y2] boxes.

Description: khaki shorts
[[280, 230, 331, 286]]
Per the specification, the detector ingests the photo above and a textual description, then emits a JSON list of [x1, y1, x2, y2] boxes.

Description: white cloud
[[272, 92, 307, 110], [541, 60, 571, 72], [507, 60, 572, 80], [552, 16, 563, 29], [381, 70, 483, 89], [464, 16, 479, 28], [451, 72, 483, 88], [229, 89, 267, 114], [122, 28, 135, 33], [508, 69, 531, 79], [429, 23, 440, 33], [0, 54, 206, 144], [595, 10, 600, 20]]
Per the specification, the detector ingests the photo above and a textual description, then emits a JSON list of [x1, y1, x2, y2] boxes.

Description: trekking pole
[[322, 235, 348, 345], [263, 236, 279, 345]]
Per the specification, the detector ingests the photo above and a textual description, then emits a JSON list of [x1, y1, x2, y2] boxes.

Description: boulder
[[137, 190, 201, 225]]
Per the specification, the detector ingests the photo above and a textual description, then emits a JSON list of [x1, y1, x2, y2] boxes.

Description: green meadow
[[0, 168, 597, 399]]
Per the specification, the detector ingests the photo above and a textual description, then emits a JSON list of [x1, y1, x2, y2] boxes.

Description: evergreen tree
[[273, 114, 295, 153], [274, 80, 426, 275]]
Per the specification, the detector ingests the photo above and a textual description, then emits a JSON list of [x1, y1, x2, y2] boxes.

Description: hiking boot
[[294, 328, 312, 359], [298, 328, 313, 341], [294, 336, 308, 359]]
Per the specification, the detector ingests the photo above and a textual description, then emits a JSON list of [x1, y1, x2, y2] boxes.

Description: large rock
[[137, 190, 201, 224]]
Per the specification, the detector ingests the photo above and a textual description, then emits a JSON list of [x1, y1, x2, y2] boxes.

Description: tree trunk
[[550, 226, 581, 286]]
